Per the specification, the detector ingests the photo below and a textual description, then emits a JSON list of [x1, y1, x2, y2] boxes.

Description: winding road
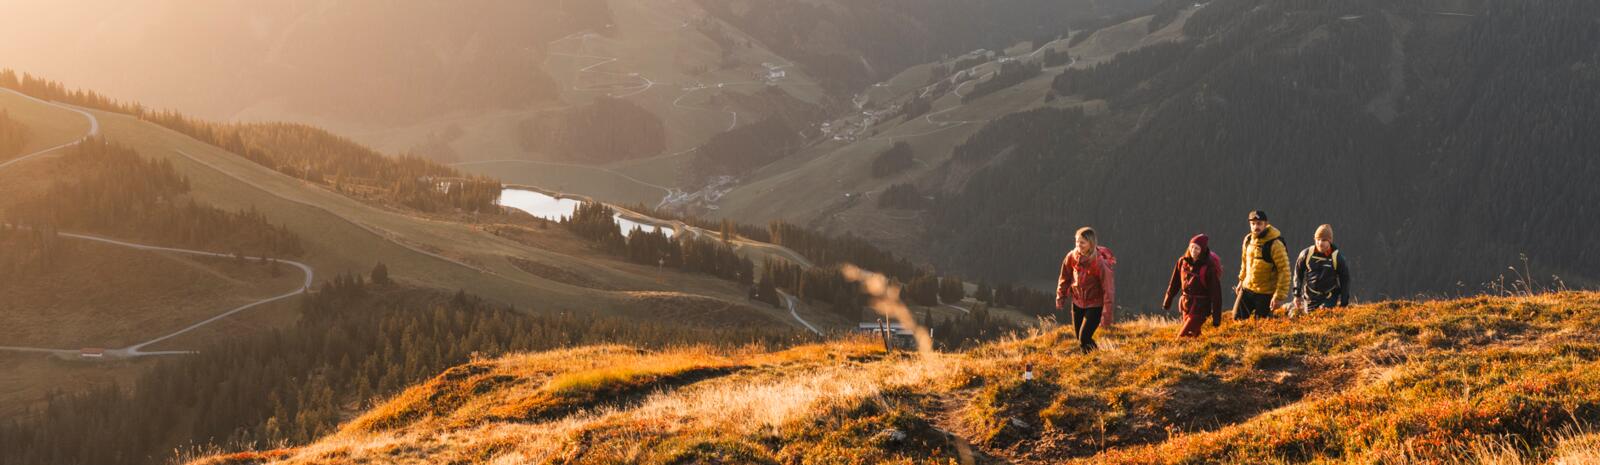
[[0, 88, 316, 359], [0, 89, 99, 170], [0, 232, 314, 358], [781, 291, 822, 336]]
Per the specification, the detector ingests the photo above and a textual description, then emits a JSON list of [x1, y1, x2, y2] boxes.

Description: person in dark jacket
[[1057, 227, 1115, 353], [1163, 234, 1224, 337], [1292, 224, 1351, 313]]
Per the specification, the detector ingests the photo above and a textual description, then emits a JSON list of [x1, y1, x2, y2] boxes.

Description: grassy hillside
[[0, 89, 88, 157], [0, 74, 816, 420], [76, 105, 777, 318], [369, 0, 832, 206], [193, 291, 1600, 464], [708, 7, 1196, 261]]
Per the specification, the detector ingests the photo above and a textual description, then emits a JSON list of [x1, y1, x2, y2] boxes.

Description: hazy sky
[[0, 1, 571, 126]]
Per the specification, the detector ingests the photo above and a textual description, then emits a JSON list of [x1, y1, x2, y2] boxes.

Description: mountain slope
[[695, 0, 1162, 95], [925, 0, 1600, 305], [0, 80, 812, 419], [706, 4, 1199, 262], [706, 0, 1600, 309], [190, 291, 1600, 464]]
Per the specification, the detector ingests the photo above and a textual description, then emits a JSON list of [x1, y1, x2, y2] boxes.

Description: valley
[[1, 0, 1597, 463]]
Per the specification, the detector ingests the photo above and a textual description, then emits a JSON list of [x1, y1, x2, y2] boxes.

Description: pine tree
[[939, 275, 965, 304]]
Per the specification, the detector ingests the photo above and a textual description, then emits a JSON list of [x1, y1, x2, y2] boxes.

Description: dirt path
[[0, 91, 314, 359], [927, 389, 997, 465]]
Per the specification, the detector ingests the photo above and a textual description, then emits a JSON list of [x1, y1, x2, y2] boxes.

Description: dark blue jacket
[[1293, 245, 1351, 306]]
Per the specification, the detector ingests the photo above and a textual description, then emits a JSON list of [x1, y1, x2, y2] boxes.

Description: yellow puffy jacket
[[1238, 226, 1291, 300]]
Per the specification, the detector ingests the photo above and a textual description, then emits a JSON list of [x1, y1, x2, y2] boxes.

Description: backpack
[[1073, 246, 1116, 276], [1301, 246, 1342, 295], [1096, 246, 1117, 270], [1301, 246, 1341, 273], [1245, 234, 1285, 269]]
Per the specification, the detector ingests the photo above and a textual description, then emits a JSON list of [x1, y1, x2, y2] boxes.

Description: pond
[[499, 189, 674, 238]]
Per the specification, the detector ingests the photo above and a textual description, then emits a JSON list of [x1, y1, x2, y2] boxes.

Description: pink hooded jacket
[[1056, 246, 1116, 322]]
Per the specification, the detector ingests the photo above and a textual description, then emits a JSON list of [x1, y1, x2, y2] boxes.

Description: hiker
[[1234, 210, 1290, 320], [1292, 224, 1352, 314], [1163, 234, 1223, 337], [1056, 227, 1116, 353]]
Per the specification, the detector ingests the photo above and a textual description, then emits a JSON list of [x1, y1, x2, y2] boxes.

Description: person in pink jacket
[[1056, 227, 1116, 353]]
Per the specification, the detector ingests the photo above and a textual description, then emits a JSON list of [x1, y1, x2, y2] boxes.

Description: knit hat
[[1190, 234, 1210, 249], [1248, 210, 1268, 221], [1315, 224, 1334, 242]]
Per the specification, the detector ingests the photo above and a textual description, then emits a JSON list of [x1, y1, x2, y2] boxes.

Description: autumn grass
[[193, 292, 1600, 464], [967, 292, 1600, 464], [246, 337, 965, 464]]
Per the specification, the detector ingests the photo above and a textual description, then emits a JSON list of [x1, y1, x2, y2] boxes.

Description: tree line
[[690, 116, 802, 178], [558, 199, 1058, 323], [6, 137, 303, 258], [0, 225, 67, 280], [561, 202, 758, 287], [142, 114, 502, 214], [0, 70, 502, 215], [871, 142, 916, 178], [961, 60, 1043, 103], [0, 109, 29, 160], [0, 70, 144, 115], [0, 267, 805, 465], [878, 183, 927, 209], [1051, 41, 1192, 100], [516, 97, 667, 164]]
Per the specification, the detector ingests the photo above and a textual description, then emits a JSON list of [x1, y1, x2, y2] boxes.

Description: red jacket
[[1057, 246, 1116, 314], [1163, 251, 1224, 319]]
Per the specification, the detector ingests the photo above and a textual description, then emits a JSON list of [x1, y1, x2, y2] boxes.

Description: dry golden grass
[[230, 338, 963, 464], [193, 292, 1600, 465]]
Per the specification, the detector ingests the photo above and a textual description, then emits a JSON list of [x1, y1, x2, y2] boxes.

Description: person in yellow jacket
[[1233, 210, 1290, 320]]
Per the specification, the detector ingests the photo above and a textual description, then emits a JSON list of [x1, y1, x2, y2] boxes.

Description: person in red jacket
[[1057, 227, 1115, 353], [1163, 234, 1224, 337]]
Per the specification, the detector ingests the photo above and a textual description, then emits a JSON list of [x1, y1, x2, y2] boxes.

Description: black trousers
[[1235, 290, 1274, 320], [1071, 305, 1102, 352], [1305, 293, 1340, 310]]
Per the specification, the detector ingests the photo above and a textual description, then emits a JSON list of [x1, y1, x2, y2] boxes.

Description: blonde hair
[[1315, 224, 1334, 242], [1076, 227, 1098, 258]]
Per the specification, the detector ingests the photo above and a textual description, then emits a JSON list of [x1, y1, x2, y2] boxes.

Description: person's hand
[[1270, 297, 1283, 310], [1233, 284, 1241, 294]]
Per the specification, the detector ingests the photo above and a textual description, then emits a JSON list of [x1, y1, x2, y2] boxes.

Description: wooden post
[[879, 318, 893, 353]]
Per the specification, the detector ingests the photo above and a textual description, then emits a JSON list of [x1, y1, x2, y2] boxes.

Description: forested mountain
[[0, 280, 804, 465], [694, 0, 1160, 94], [1, 70, 503, 215], [7, 137, 304, 257], [690, 116, 803, 178], [930, 0, 1600, 306], [515, 97, 667, 164]]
